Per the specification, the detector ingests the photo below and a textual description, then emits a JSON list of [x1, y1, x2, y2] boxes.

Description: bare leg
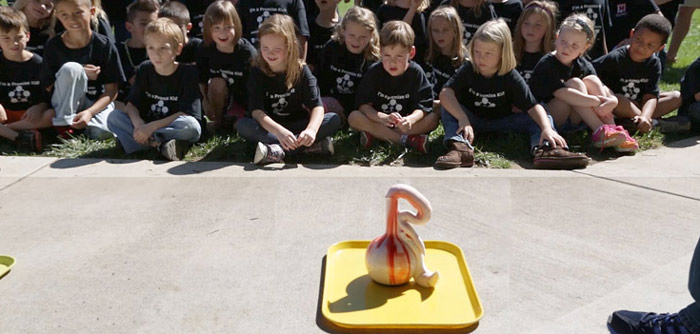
[[614, 95, 642, 118], [7, 109, 54, 131], [566, 78, 607, 129], [206, 77, 228, 129], [402, 112, 439, 135], [667, 6, 697, 63], [0, 124, 18, 141], [347, 110, 402, 143], [654, 91, 682, 118]]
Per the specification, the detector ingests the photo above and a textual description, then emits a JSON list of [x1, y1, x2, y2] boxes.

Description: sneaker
[[404, 134, 428, 154], [159, 139, 190, 161], [15, 129, 42, 153], [55, 126, 75, 140], [533, 143, 589, 170], [253, 142, 285, 165], [655, 116, 691, 133], [592, 124, 627, 149], [434, 141, 474, 169], [303, 137, 334, 155], [613, 126, 639, 153], [360, 131, 374, 149], [607, 310, 693, 334]]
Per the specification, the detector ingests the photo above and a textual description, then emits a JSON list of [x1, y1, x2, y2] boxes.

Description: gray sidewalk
[[1, 138, 699, 334]]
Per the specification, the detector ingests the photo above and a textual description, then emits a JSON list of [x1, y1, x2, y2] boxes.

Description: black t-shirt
[[237, 0, 310, 45], [529, 52, 597, 102], [441, 1, 497, 46], [197, 38, 257, 107], [177, 37, 203, 64], [0, 53, 44, 110], [355, 61, 433, 116], [41, 33, 126, 101], [55, 15, 116, 46], [175, 0, 215, 39], [491, 0, 523, 32], [422, 53, 461, 97], [558, 0, 612, 59], [606, 0, 659, 50], [316, 39, 374, 112], [127, 61, 202, 122], [516, 51, 544, 85], [445, 61, 536, 119], [680, 56, 700, 115], [27, 26, 52, 57], [117, 42, 148, 83], [592, 45, 660, 101], [361, 0, 384, 14], [307, 17, 337, 68], [377, 5, 428, 64], [247, 64, 322, 124], [103, 0, 132, 23]]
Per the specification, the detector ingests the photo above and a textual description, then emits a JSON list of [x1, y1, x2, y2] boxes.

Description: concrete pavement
[[1, 138, 699, 333]]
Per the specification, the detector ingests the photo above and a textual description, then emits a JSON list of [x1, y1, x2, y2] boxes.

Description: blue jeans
[[441, 104, 550, 152], [107, 109, 201, 154], [235, 113, 342, 155], [680, 237, 700, 332], [51, 62, 115, 140]]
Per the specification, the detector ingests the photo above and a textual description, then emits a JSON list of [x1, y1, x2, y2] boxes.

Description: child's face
[[126, 11, 158, 44], [0, 28, 29, 56], [521, 12, 547, 45], [381, 44, 413, 76], [554, 27, 589, 64], [211, 20, 236, 47], [342, 21, 371, 55], [430, 17, 454, 53], [24, 0, 54, 23], [145, 33, 181, 70], [55, 1, 94, 34], [315, 0, 340, 12], [472, 39, 501, 76], [628, 27, 665, 63], [260, 33, 287, 71]]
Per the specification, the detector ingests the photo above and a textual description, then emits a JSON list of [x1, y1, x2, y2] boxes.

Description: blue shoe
[[608, 310, 693, 334]]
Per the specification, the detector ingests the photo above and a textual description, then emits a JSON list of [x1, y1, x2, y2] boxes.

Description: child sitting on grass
[[349, 20, 437, 154], [107, 18, 202, 161]]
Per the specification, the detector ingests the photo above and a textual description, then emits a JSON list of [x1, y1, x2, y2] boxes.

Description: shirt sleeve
[[246, 67, 266, 115], [177, 66, 203, 120], [99, 40, 126, 85], [301, 65, 322, 109], [293, 0, 310, 38], [507, 70, 537, 112], [355, 65, 377, 108], [530, 57, 564, 101], [444, 63, 471, 98], [591, 53, 613, 87], [681, 57, 700, 108], [646, 58, 661, 98]]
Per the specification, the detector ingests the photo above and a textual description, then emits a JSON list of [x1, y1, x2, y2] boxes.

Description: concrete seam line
[[573, 170, 700, 202], [0, 160, 54, 193]]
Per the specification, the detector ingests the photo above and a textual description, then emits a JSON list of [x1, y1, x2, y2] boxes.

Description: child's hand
[[457, 119, 474, 143], [133, 124, 154, 145], [275, 127, 298, 151], [389, 112, 403, 127], [540, 128, 567, 148], [633, 115, 652, 133], [396, 116, 412, 133], [378, 112, 396, 128], [72, 111, 92, 129], [297, 129, 317, 147], [594, 95, 617, 117], [84, 64, 101, 81]]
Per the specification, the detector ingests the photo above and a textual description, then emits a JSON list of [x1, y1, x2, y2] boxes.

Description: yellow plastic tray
[[0, 255, 15, 279], [321, 241, 482, 330]]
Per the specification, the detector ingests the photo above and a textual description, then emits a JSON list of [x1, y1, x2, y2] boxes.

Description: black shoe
[[159, 139, 190, 161], [607, 310, 693, 334], [15, 129, 42, 153]]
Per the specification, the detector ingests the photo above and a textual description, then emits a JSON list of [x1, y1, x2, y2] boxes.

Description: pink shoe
[[591, 124, 626, 149], [613, 125, 639, 152]]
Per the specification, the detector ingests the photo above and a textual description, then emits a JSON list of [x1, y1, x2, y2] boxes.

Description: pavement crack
[[0, 160, 53, 193], [573, 170, 700, 202]]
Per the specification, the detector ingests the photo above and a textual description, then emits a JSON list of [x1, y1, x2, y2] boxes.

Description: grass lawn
[[2, 7, 699, 167]]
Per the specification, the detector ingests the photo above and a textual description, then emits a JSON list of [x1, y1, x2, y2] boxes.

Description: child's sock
[[400, 134, 408, 146]]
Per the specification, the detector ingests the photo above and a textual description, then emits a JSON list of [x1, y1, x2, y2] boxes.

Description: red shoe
[[404, 134, 428, 154], [360, 131, 374, 149], [55, 126, 75, 139]]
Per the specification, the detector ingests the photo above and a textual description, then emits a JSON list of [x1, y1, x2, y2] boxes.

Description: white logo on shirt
[[523, 71, 533, 82], [151, 100, 169, 116], [474, 96, 495, 108], [221, 71, 235, 85], [335, 74, 354, 94], [272, 97, 288, 114], [425, 70, 437, 87], [463, 30, 473, 45], [8, 85, 30, 104], [585, 7, 599, 21], [622, 81, 641, 100], [381, 99, 403, 113]]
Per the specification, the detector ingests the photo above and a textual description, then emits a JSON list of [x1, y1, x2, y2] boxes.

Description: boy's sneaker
[[607, 310, 693, 334], [592, 124, 626, 149], [360, 131, 374, 149], [15, 129, 42, 153], [533, 143, 589, 170], [253, 142, 285, 165], [55, 126, 75, 140], [303, 137, 334, 155], [159, 139, 190, 161], [403, 134, 428, 154], [613, 126, 639, 153], [655, 116, 691, 133]]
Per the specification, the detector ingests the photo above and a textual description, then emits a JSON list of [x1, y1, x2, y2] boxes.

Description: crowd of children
[[0, 0, 697, 169]]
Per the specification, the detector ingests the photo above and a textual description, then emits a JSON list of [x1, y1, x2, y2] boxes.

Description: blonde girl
[[235, 14, 342, 165], [198, 0, 256, 131], [52, 0, 116, 43], [12, 0, 55, 55], [529, 14, 638, 152], [436, 19, 586, 170], [377, 0, 430, 63], [512, 0, 556, 83], [316, 6, 380, 121], [424, 5, 467, 98], [449, 0, 497, 45]]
